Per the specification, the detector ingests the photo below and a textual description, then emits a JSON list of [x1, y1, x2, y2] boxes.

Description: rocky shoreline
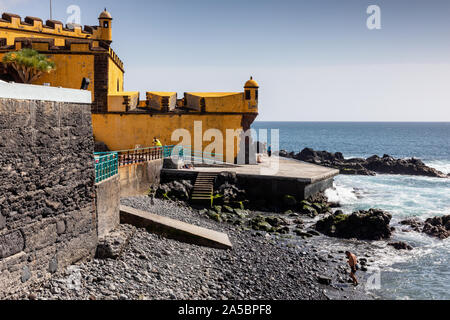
[[16, 198, 375, 301], [279, 148, 449, 178], [13, 171, 448, 301]]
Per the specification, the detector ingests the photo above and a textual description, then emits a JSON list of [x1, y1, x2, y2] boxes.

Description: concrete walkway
[[184, 156, 339, 183], [120, 205, 232, 250]]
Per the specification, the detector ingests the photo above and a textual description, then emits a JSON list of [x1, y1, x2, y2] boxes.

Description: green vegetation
[[3, 48, 56, 84]]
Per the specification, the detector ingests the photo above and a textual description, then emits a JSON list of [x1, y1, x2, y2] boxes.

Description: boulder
[[400, 218, 423, 232], [400, 215, 450, 240], [388, 241, 413, 251], [155, 180, 193, 201], [248, 215, 288, 233], [214, 172, 238, 189], [315, 209, 393, 240], [422, 215, 450, 239], [215, 183, 246, 204], [299, 201, 318, 217]]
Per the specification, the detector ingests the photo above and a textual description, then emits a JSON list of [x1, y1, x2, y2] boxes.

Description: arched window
[[245, 90, 251, 100]]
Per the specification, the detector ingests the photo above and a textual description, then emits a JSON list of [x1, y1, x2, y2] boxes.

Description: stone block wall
[[0, 98, 97, 298]]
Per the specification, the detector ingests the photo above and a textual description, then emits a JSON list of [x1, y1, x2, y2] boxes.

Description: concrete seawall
[[161, 164, 336, 202], [95, 175, 120, 239], [119, 160, 163, 197]]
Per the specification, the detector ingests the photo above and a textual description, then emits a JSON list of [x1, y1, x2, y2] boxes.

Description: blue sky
[[2, 0, 450, 121]]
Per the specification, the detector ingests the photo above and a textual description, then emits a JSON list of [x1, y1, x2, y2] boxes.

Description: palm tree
[[2, 48, 56, 84]]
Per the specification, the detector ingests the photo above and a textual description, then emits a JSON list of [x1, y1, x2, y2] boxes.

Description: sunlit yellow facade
[[0, 10, 259, 160]]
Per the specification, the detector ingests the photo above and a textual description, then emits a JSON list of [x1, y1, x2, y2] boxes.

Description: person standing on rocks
[[346, 251, 359, 286]]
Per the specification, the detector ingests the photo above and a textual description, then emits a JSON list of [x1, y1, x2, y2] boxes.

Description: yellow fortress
[[0, 9, 259, 162]]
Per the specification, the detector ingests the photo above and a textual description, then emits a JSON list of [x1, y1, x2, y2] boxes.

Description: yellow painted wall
[[92, 113, 248, 161], [185, 92, 259, 114], [108, 55, 124, 93], [147, 92, 177, 111], [108, 92, 139, 112], [36, 53, 95, 95]]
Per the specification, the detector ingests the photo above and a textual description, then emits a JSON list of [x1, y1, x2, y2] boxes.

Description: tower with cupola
[[98, 8, 112, 43]]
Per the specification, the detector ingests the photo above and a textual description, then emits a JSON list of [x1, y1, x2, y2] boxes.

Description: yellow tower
[[244, 76, 259, 110], [98, 8, 112, 43]]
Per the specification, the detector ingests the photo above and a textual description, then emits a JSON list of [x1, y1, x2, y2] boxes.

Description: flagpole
[[50, 0, 52, 20]]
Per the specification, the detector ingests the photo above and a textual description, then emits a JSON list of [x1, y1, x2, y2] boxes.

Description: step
[[120, 205, 232, 250]]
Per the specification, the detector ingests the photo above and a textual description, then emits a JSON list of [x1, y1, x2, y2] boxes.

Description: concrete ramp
[[120, 205, 232, 250]]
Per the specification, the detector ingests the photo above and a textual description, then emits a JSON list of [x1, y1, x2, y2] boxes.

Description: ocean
[[251, 122, 450, 300]]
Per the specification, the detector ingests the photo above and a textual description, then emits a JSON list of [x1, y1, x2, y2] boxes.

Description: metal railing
[[96, 146, 173, 167], [94, 152, 119, 183], [94, 145, 232, 182]]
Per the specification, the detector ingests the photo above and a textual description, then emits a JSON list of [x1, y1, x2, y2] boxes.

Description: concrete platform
[[189, 156, 339, 184], [120, 205, 232, 250], [162, 156, 339, 201]]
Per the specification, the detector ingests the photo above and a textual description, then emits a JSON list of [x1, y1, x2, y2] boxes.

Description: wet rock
[[423, 215, 450, 239], [400, 218, 423, 232], [299, 201, 318, 217], [315, 209, 393, 240], [388, 241, 413, 251], [401, 215, 450, 240]]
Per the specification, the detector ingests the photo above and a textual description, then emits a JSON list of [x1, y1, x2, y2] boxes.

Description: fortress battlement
[[0, 13, 97, 39]]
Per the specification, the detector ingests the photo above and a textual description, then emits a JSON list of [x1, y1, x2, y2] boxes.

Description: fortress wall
[[0, 96, 97, 298], [91, 113, 254, 161]]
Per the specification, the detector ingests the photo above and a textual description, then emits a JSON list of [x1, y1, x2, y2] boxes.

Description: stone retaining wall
[[0, 98, 97, 298], [95, 174, 120, 239], [119, 159, 163, 197]]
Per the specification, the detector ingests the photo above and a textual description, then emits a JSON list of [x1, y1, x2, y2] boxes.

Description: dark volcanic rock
[[155, 180, 193, 201], [423, 216, 450, 240], [400, 215, 450, 240], [315, 209, 393, 240], [400, 218, 424, 232], [280, 148, 447, 178], [388, 242, 413, 251]]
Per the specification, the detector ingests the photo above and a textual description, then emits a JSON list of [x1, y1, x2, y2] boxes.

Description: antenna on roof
[[50, 0, 53, 20]]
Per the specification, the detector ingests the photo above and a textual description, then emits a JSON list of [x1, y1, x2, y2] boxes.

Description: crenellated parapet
[[0, 12, 112, 46], [0, 37, 124, 72]]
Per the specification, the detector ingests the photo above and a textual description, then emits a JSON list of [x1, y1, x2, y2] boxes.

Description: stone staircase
[[190, 172, 218, 206]]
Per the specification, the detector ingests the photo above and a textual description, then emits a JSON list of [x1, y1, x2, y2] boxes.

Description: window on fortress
[[245, 90, 251, 100], [104, 21, 109, 28], [117, 79, 120, 92], [255, 90, 259, 101]]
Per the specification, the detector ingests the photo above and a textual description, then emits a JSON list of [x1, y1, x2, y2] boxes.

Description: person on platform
[[153, 137, 163, 147]]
